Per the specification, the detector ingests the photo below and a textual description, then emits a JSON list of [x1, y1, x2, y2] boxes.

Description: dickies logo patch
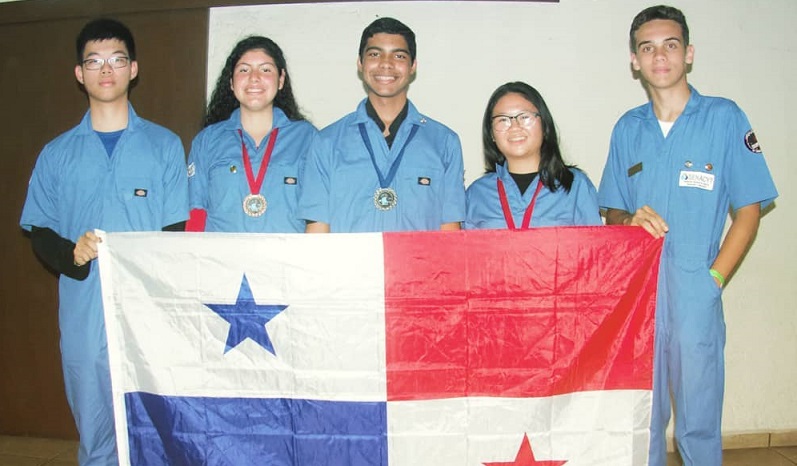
[[134, 188, 148, 198], [284, 177, 298, 185], [745, 130, 762, 153], [417, 177, 431, 186]]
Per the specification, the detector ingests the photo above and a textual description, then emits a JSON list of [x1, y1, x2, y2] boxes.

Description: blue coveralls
[[188, 107, 317, 232], [20, 104, 189, 466], [597, 87, 778, 466], [297, 99, 466, 232], [464, 163, 603, 229]]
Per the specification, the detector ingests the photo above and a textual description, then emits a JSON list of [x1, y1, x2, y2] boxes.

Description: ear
[[75, 64, 84, 85], [278, 69, 286, 90], [356, 55, 363, 74], [685, 44, 695, 65], [129, 60, 139, 80], [630, 52, 641, 71], [410, 59, 417, 75]]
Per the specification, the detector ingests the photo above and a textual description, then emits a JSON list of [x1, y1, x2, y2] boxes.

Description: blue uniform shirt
[[188, 107, 317, 233], [297, 99, 466, 232], [19, 103, 188, 466], [599, 86, 777, 259], [465, 163, 602, 229]]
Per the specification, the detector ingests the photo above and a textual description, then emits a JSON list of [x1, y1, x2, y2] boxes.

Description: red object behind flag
[[185, 208, 207, 232], [384, 226, 662, 401]]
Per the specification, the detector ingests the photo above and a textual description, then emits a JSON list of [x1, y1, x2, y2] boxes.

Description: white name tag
[[679, 170, 715, 191]]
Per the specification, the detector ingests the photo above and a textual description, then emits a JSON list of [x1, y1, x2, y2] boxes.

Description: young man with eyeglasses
[[20, 18, 188, 466], [298, 17, 465, 232], [597, 5, 777, 466]]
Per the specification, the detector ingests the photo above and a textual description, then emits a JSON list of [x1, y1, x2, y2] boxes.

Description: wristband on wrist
[[709, 268, 725, 288]]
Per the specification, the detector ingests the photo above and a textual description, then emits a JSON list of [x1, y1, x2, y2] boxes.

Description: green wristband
[[709, 268, 725, 287]]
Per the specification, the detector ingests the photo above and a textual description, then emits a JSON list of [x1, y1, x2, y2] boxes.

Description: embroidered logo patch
[[745, 130, 762, 153], [679, 171, 715, 191], [284, 177, 297, 185], [134, 188, 148, 197], [417, 177, 431, 186], [187, 163, 195, 177]]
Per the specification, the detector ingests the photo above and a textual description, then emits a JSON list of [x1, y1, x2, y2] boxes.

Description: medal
[[358, 123, 419, 211], [373, 188, 398, 211], [239, 128, 279, 217], [243, 194, 267, 217]]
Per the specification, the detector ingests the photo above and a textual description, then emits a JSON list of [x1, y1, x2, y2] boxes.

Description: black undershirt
[[365, 99, 409, 149], [509, 171, 538, 196], [30, 221, 186, 281]]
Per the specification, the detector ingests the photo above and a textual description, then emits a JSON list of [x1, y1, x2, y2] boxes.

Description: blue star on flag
[[203, 274, 288, 355]]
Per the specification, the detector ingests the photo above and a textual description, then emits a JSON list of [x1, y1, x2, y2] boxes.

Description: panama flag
[[97, 227, 662, 466]]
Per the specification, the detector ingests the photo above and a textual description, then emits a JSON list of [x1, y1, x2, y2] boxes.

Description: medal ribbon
[[358, 123, 419, 189], [497, 177, 544, 230], [239, 128, 279, 195]]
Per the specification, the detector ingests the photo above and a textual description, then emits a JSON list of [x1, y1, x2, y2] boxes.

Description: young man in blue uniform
[[298, 17, 466, 232], [598, 6, 777, 466], [19, 19, 188, 465]]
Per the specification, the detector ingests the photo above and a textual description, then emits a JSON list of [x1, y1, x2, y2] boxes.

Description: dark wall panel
[[0, 8, 208, 439]]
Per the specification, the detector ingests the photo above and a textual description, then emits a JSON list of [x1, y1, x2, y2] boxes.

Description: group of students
[[19, 5, 777, 466]]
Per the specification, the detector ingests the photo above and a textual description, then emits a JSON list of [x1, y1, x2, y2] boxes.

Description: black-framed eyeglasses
[[82, 56, 130, 71], [491, 112, 541, 132]]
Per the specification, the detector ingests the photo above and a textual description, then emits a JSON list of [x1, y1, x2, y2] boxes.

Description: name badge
[[679, 170, 715, 191]]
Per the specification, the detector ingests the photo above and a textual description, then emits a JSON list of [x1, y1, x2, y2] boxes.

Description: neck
[[89, 99, 129, 132], [506, 155, 540, 175], [368, 94, 407, 135], [648, 81, 691, 122], [240, 107, 274, 147]]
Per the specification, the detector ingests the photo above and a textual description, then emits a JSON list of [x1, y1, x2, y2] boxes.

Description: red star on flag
[[483, 434, 568, 466]]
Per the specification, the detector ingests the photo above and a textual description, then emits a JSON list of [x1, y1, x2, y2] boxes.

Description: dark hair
[[204, 36, 305, 127], [358, 17, 416, 62], [76, 18, 136, 64], [630, 5, 689, 51], [482, 82, 574, 193]]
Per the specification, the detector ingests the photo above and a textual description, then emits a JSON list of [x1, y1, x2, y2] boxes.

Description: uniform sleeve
[[597, 124, 634, 213], [571, 170, 603, 226], [297, 131, 332, 224], [20, 144, 61, 233], [187, 131, 209, 211], [440, 131, 466, 224], [160, 135, 190, 228], [723, 104, 778, 211]]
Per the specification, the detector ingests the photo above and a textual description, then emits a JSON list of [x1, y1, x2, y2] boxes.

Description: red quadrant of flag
[[384, 226, 662, 401]]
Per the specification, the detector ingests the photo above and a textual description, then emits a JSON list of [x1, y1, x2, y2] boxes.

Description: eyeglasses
[[491, 112, 541, 132], [82, 56, 130, 71]]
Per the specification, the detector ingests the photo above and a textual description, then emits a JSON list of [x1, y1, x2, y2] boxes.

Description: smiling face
[[491, 92, 543, 173], [230, 49, 285, 115], [74, 39, 138, 105], [631, 19, 694, 91], [357, 33, 417, 101]]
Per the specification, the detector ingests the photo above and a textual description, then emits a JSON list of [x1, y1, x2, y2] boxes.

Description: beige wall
[[209, 0, 795, 434]]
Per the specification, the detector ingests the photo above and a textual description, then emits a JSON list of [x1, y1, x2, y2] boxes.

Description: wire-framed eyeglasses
[[82, 56, 130, 71], [491, 112, 541, 132]]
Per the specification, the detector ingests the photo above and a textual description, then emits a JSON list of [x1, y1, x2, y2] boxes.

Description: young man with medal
[[187, 36, 316, 232], [597, 6, 778, 466], [19, 19, 188, 465], [298, 17, 466, 232]]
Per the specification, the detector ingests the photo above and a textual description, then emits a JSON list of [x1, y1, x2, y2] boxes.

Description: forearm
[[711, 203, 760, 282], [30, 226, 90, 280]]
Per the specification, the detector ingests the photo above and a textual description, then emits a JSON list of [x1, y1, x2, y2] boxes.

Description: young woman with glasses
[[464, 81, 602, 229]]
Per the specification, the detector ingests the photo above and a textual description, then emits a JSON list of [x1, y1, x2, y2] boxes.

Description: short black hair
[[629, 5, 689, 52], [76, 18, 136, 64], [358, 17, 416, 62]]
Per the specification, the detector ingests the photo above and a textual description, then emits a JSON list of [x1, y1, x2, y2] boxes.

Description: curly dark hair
[[204, 36, 305, 127], [482, 81, 574, 193]]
